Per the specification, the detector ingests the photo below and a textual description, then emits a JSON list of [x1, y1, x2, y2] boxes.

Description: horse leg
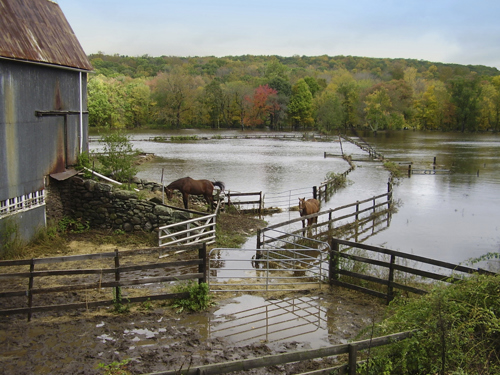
[[182, 193, 189, 209], [204, 194, 214, 211]]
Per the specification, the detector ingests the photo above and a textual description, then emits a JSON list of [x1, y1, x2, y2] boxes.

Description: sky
[[57, 0, 500, 69]]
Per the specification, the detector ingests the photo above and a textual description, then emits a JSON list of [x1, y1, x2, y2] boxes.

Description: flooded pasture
[[92, 129, 500, 267], [3, 129, 494, 374]]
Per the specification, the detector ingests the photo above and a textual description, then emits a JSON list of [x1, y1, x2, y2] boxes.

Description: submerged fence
[[258, 183, 393, 248]]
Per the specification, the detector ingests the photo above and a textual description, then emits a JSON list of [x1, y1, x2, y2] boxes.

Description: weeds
[[383, 161, 405, 182], [170, 281, 215, 313], [359, 274, 500, 374], [170, 135, 199, 142], [113, 286, 130, 314], [58, 217, 90, 234], [0, 218, 25, 258], [97, 358, 131, 375]]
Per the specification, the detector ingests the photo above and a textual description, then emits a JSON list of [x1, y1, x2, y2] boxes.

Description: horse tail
[[213, 181, 225, 191]]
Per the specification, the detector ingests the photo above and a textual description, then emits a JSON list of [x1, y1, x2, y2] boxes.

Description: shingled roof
[[0, 0, 93, 71]]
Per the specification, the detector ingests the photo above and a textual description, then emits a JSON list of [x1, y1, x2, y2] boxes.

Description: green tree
[[124, 79, 151, 127], [224, 81, 254, 129], [87, 75, 113, 128], [449, 75, 482, 132], [415, 84, 439, 130], [153, 68, 202, 128], [288, 79, 314, 129], [97, 131, 138, 182], [204, 79, 226, 128], [364, 88, 392, 131], [314, 90, 342, 133], [303, 76, 322, 97]]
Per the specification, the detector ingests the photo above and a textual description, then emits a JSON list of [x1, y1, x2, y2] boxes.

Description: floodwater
[[89, 129, 500, 348], [90, 129, 500, 268]]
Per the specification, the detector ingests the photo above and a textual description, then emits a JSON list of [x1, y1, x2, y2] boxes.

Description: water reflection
[[90, 129, 500, 265], [210, 295, 330, 348]]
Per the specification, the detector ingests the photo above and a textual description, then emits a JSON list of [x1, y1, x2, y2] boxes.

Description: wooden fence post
[[387, 254, 396, 304], [408, 164, 412, 177], [387, 180, 392, 209], [199, 243, 207, 284], [329, 240, 340, 285], [355, 201, 360, 221], [313, 186, 318, 200], [114, 249, 121, 303], [257, 229, 261, 249], [259, 191, 262, 214], [348, 344, 358, 375], [27, 258, 34, 322]]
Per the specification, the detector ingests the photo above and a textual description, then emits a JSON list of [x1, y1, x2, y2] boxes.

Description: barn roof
[[0, 0, 93, 71]]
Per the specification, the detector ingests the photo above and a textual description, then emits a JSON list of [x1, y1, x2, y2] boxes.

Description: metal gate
[[208, 244, 330, 293]]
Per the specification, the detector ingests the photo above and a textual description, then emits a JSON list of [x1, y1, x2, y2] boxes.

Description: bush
[[97, 131, 139, 182], [170, 281, 214, 313], [360, 274, 500, 374]]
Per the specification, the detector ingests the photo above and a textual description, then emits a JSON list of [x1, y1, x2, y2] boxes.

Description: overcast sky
[[57, 0, 500, 69]]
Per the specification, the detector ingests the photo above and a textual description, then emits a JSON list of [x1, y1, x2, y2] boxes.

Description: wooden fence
[[158, 201, 222, 247], [225, 191, 263, 212], [258, 184, 393, 249], [141, 330, 414, 375], [329, 238, 496, 304], [341, 135, 385, 161], [0, 244, 207, 321]]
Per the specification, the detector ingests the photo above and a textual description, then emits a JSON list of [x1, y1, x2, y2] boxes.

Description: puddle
[[210, 295, 332, 349]]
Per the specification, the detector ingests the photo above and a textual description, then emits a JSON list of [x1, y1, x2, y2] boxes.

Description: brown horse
[[165, 177, 225, 210], [298, 197, 320, 229]]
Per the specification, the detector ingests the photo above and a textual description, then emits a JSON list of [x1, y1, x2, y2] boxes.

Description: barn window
[[0, 190, 45, 218]]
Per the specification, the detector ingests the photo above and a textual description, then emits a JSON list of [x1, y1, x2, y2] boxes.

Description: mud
[[0, 288, 384, 375]]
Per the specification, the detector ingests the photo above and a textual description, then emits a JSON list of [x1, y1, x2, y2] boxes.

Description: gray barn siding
[[0, 59, 88, 200]]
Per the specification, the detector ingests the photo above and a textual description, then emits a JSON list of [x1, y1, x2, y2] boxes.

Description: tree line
[[87, 53, 500, 132]]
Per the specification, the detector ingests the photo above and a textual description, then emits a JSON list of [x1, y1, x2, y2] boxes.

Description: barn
[[0, 0, 93, 251]]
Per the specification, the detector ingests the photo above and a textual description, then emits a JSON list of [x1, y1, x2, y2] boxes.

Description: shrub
[[170, 281, 214, 313], [97, 131, 139, 182], [360, 274, 500, 374]]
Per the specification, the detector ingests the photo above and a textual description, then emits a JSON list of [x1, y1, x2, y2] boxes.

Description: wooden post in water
[[199, 244, 207, 284], [408, 164, 412, 177], [387, 180, 392, 209]]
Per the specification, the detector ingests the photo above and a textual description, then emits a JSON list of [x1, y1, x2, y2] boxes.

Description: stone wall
[[55, 176, 190, 232]]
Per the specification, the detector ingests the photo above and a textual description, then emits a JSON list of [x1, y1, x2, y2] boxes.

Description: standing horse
[[165, 177, 225, 211], [298, 197, 320, 229]]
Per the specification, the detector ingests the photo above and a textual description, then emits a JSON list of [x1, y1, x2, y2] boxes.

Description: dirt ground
[[0, 210, 386, 375], [0, 287, 384, 375]]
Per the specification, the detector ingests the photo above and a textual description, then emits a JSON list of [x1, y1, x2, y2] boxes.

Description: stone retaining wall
[[54, 176, 190, 232]]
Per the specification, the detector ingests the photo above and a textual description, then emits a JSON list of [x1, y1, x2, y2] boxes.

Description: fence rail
[[329, 238, 496, 303], [141, 330, 415, 375], [258, 185, 393, 249], [208, 248, 325, 293], [0, 244, 207, 320], [225, 191, 263, 212], [158, 202, 220, 247]]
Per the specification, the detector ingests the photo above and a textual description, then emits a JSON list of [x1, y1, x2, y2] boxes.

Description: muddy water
[[90, 129, 500, 267], [85, 129, 500, 353]]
